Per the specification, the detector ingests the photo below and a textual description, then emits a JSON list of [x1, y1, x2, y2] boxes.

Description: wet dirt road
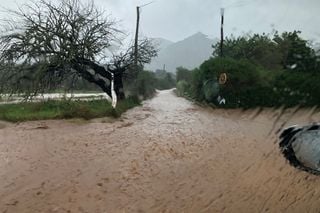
[[1, 90, 320, 213]]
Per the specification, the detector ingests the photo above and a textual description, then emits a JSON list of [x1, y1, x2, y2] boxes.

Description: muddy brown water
[[1, 90, 320, 213]]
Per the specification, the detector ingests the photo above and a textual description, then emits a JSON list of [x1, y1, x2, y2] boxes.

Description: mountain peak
[[146, 32, 218, 72], [183, 32, 209, 41], [193, 32, 208, 37], [151, 38, 174, 51]]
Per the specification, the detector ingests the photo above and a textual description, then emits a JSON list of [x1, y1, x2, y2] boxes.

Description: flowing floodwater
[[1, 90, 320, 212]]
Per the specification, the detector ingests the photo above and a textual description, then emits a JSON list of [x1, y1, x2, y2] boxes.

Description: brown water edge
[[0, 89, 320, 213]]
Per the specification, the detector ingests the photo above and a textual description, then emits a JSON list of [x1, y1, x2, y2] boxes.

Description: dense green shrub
[[176, 80, 190, 96], [185, 57, 320, 108], [179, 30, 320, 108], [274, 71, 320, 107], [125, 70, 175, 100], [133, 71, 157, 99], [202, 79, 220, 102], [213, 31, 319, 72], [176, 67, 193, 83], [192, 57, 272, 107], [155, 73, 176, 90]]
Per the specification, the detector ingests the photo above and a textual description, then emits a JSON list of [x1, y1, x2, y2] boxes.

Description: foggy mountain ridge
[[151, 38, 174, 51], [147, 32, 218, 73]]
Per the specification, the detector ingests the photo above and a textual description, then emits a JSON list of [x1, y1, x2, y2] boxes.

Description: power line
[[139, 1, 155, 8], [224, 0, 254, 9]]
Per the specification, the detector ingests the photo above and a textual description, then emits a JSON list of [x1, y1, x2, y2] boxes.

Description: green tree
[[273, 31, 318, 71], [176, 67, 193, 83], [213, 33, 282, 70], [213, 31, 319, 72]]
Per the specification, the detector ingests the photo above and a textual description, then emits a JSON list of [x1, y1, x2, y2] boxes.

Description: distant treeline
[[124, 69, 176, 100], [176, 31, 320, 108], [0, 64, 176, 100]]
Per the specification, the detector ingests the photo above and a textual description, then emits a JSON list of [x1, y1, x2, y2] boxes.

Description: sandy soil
[[1, 90, 320, 213]]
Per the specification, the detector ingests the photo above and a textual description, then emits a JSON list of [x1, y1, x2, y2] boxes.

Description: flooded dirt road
[[1, 90, 320, 213]]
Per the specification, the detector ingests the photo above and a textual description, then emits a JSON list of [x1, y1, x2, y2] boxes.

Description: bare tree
[[0, 0, 157, 99]]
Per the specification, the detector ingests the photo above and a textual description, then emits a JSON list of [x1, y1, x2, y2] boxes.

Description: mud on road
[[1, 90, 320, 213]]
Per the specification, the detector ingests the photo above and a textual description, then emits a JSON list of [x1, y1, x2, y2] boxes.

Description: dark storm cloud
[[1, 0, 320, 41]]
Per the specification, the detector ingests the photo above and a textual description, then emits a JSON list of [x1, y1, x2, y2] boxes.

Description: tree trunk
[[73, 60, 112, 98], [73, 59, 126, 100], [80, 69, 112, 98], [114, 72, 125, 100]]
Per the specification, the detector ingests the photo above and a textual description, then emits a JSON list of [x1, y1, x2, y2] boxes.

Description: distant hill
[[151, 38, 174, 51], [146, 32, 218, 73]]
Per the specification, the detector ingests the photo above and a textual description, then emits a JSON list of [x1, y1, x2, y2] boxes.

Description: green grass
[[0, 97, 140, 122]]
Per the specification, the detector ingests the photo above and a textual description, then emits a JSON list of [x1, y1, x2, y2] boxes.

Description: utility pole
[[134, 2, 154, 75], [220, 8, 225, 57], [134, 6, 140, 74]]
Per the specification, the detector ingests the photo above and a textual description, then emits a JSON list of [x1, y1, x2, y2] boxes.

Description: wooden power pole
[[220, 8, 225, 57], [134, 6, 140, 74], [133, 2, 154, 75]]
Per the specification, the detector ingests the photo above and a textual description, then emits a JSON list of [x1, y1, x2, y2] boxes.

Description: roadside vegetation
[[176, 31, 320, 108], [0, 0, 175, 122], [0, 69, 175, 122], [125, 70, 175, 99], [0, 97, 140, 122]]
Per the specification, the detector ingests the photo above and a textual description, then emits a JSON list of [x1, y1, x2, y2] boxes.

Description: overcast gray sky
[[2, 0, 320, 42]]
